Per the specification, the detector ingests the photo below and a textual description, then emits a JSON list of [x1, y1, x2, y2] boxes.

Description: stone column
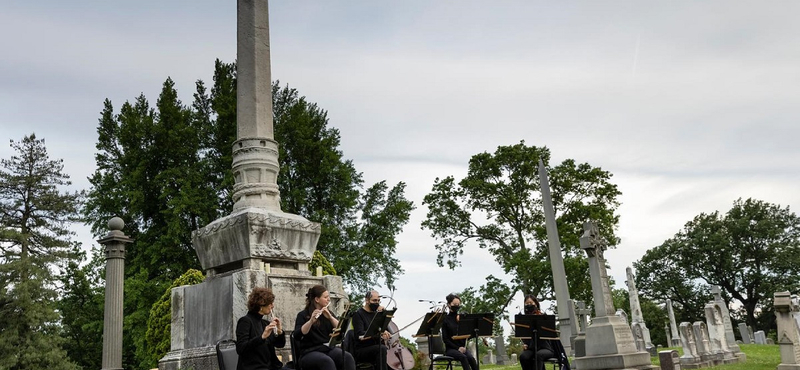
[[573, 221, 655, 370], [666, 299, 680, 347], [99, 217, 133, 370], [775, 291, 800, 370], [626, 267, 654, 352], [537, 159, 572, 353]]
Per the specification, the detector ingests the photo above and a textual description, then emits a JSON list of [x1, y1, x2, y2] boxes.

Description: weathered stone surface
[[100, 218, 133, 370], [754, 330, 766, 345], [709, 286, 741, 353], [775, 291, 800, 370], [738, 323, 752, 344], [627, 267, 655, 354], [658, 350, 680, 370]]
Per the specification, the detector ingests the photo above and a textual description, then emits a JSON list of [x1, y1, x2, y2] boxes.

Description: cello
[[384, 321, 415, 370]]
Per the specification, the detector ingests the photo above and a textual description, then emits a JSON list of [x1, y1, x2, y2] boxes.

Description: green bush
[[310, 250, 336, 275], [144, 269, 205, 368]]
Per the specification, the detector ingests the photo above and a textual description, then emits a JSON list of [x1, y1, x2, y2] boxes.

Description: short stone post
[[99, 217, 134, 370]]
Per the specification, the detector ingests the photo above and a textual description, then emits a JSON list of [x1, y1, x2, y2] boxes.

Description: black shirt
[[352, 307, 382, 349], [294, 309, 335, 355], [235, 311, 286, 370], [441, 312, 465, 351]]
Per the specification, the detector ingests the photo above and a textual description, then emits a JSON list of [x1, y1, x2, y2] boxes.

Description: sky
[[2, 0, 800, 341]]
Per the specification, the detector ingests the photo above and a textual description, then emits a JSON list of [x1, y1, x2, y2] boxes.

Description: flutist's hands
[[262, 319, 279, 339], [274, 317, 283, 334]]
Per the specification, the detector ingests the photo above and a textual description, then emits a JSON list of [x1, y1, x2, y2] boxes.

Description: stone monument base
[[573, 316, 656, 370], [778, 365, 800, 370], [159, 345, 217, 370], [573, 352, 656, 370]]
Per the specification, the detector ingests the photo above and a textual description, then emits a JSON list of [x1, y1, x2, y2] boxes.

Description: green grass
[[477, 343, 781, 370]]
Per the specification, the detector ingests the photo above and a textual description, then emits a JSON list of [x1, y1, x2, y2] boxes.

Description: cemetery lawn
[[479, 344, 780, 370], [651, 344, 780, 370]]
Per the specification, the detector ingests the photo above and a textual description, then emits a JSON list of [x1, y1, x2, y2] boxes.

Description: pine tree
[[0, 134, 82, 370]]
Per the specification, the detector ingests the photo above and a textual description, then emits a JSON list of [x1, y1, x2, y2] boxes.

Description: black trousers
[[354, 344, 387, 370], [519, 348, 555, 370], [300, 348, 356, 370], [444, 348, 478, 370]]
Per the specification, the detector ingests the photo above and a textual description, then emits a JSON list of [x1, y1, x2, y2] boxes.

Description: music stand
[[454, 313, 494, 370], [513, 314, 558, 355], [328, 309, 354, 347], [412, 312, 446, 369], [362, 308, 397, 340]]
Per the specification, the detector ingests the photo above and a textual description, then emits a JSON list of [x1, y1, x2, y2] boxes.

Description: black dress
[[294, 309, 356, 370], [235, 311, 286, 370], [440, 312, 478, 370]]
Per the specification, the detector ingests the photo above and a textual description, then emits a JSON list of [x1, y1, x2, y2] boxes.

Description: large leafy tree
[[634, 198, 800, 328], [81, 60, 412, 369], [421, 142, 621, 316], [0, 134, 82, 370]]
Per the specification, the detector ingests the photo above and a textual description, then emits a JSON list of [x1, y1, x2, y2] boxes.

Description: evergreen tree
[[0, 134, 82, 370]]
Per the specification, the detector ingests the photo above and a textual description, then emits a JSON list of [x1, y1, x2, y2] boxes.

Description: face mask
[[450, 305, 460, 313], [369, 303, 380, 311], [524, 304, 536, 314]]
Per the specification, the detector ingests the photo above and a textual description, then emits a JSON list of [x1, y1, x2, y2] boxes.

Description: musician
[[518, 295, 555, 370], [235, 287, 286, 370], [294, 285, 356, 370], [441, 293, 478, 370], [352, 290, 389, 370]]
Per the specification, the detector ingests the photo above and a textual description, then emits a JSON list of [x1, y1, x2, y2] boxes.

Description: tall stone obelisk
[[666, 299, 681, 346], [537, 158, 573, 353], [626, 266, 654, 353], [159, 2, 346, 369], [573, 221, 656, 370], [99, 217, 133, 370]]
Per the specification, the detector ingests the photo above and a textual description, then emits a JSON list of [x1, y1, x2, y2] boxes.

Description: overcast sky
[[2, 1, 800, 338]]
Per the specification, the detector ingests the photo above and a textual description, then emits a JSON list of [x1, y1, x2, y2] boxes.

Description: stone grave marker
[[754, 330, 766, 345], [774, 291, 800, 370], [658, 350, 680, 370], [738, 323, 752, 344]]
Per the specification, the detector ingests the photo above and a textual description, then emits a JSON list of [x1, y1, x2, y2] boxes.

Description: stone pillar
[[775, 291, 800, 370], [666, 299, 680, 347], [99, 217, 133, 370], [572, 221, 655, 370], [537, 159, 572, 353], [626, 267, 654, 352]]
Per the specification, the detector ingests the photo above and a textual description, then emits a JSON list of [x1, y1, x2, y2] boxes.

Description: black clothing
[[519, 313, 569, 370], [441, 312, 477, 370], [294, 309, 356, 370], [235, 311, 286, 370], [352, 307, 387, 370]]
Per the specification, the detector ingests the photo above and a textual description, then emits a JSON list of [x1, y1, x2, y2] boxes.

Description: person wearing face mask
[[352, 290, 389, 370], [518, 295, 557, 370], [441, 293, 478, 370]]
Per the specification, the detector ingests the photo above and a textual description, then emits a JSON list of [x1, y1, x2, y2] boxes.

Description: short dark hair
[[446, 293, 460, 304], [247, 287, 275, 312], [365, 290, 378, 301]]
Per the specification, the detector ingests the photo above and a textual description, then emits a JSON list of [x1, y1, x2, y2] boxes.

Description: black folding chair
[[428, 336, 457, 370], [343, 330, 375, 370], [216, 339, 238, 370], [290, 331, 303, 370]]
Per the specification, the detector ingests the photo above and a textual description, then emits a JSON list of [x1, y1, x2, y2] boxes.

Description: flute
[[267, 312, 278, 336], [315, 303, 329, 319]]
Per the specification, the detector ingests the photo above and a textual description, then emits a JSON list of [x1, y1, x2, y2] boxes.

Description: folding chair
[[428, 336, 457, 370], [216, 339, 238, 370], [290, 331, 302, 370]]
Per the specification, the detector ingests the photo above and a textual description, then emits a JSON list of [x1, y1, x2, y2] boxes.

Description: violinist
[[294, 285, 356, 370], [440, 293, 478, 370], [518, 295, 555, 370], [352, 290, 389, 370], [235, 287, 285, 370]]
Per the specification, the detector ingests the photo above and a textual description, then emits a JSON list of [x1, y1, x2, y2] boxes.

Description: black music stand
[[362, 308, 397, 340], [454, 313, 494, 370], [328, 309, 354, 347], [513, 314, 558, 358], [412, 312, 447, 370]]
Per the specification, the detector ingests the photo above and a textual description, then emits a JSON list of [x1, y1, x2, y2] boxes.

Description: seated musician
[[294, 285, 356, 370], [235, 287, 286, 370], [352, 290, 389, 370], [441, 293, 478, 370], [518, 295, 555, 370]]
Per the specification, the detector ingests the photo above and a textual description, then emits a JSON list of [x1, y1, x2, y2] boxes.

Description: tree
[[58, 248, 105, 370], [0, 134, 82, 370], [81, 60, 413, 369], [421, 142, 621, 315], [634, 198, 800, 328]]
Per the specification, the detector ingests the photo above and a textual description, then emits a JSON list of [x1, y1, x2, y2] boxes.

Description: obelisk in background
[[538, 158, 573, 353]]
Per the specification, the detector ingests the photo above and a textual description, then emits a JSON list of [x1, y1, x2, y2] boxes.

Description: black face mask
[[524, 304, 536, 314], [369, 303, 380, 311], [450, 305, 460, 313]]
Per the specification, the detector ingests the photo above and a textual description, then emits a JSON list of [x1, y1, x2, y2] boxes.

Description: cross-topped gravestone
[[573, 221, 656, 370]]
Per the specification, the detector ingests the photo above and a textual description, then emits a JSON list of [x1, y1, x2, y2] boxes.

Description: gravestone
[[774, 291, 800, 370], [665, 324, 672, 348], [693, 321, 718, 365], [494, 335, 509, 365], [709, 286, 741, 354], [768, 338, 775, 345], [704, 303, 738, 365], [754, 330, 766, 345], [510, 354, 518, 365], [482, 350, 495, 365], [738, 323, 752, 344], [616, 309, 629, 324], [627, 267, 655, 355], [568, 299, 580, 354], [658, 350, 680, 370], [679, 322, 705, 368], [572, 221, 656, 370], [573, 299, 592, 360], [666, 299, 681, 347], [158, 2, 346, 369]]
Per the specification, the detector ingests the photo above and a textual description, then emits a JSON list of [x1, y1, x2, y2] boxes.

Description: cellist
[[441, 293, 478, 370], [352, 290, 390, 370]]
